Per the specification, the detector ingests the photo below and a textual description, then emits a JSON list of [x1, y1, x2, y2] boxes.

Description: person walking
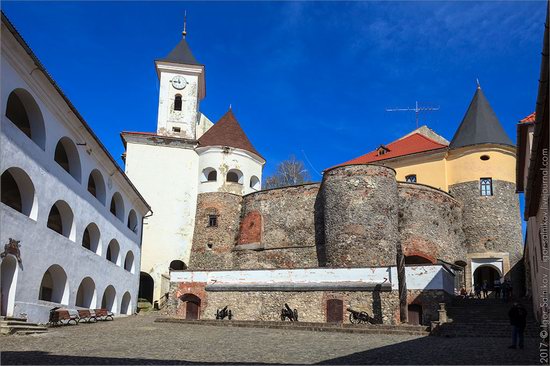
[[508, 302, 527, 349], [494, 278, 501, 299], [474, 283, 481, 299], [482, 280, 489, 299]]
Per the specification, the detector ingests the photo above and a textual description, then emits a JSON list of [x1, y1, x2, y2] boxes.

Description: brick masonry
[[321, 165, 399, 267], [448, 180, 523, 265], [398, 182, 467, 265]]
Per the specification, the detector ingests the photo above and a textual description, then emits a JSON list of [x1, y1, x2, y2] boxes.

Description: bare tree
[[263, 155, 311, 189]]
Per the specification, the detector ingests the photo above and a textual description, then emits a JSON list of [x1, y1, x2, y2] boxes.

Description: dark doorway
[[474, 266, 500, 289], [326, 299, 343, 323], [181, 294, 201, 320], [404, 255, 433, 265], [408, 304, 423, 325], [138, 272, 154, 304]]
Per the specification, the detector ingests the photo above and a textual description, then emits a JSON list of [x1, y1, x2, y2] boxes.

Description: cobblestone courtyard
[[0, 314, 542, 365]]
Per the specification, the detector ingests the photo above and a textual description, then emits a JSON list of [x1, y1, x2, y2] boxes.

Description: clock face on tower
[[171, 75, 188, 90]]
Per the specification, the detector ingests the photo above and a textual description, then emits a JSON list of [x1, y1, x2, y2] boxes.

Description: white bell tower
[[155, 21, 205, 139]]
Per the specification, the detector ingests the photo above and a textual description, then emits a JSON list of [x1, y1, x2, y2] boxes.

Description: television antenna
[[386, 101, 440, 129]]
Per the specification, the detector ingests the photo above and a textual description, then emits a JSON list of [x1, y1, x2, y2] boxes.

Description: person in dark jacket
[[508, 302, 528, 349]]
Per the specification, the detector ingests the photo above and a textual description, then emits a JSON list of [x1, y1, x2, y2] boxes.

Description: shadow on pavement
[[315, 336, 540, 365]]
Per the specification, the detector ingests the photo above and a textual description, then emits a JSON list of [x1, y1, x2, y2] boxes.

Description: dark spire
[[157, 13, 200, 65], [449, 87, 513, 149]]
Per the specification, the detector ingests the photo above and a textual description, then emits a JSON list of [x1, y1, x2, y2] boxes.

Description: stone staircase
[[437, 298, 541, 338], [0, 317, 48, 335], [156, 317, 430, 336]]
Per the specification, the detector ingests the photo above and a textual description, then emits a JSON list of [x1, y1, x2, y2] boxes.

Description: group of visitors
[[466, 278, 513, 300]]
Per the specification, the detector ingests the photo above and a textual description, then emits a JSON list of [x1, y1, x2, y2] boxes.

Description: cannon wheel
[[281, 313, 286, 321], [293, 309, 298, 322], [349, 313, 359, 324], [216, 310, 220, 320], [359, 312, 369, 324], [228, 310, 232, 320]]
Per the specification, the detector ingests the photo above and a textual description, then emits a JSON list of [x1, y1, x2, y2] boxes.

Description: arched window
[[169, 260, 187, 271], [250, 176, 260, 190], [110, 192, 125, 222], [39, 265, 69, 304], [106, 239, 120, 265], [1, 167, 36, 218], [82, 223, 101, 254], [174, 94, 182, 111], [75, 277, 97, 308], [47, 200, 75, 240], [120, 292, 132, 315], [127, 209, 138, 233], [101, 285, 117, 312], [480, 178, 493, 196], [5, 89, 46, 149], [54, 137, 81, 182], [124, 251, 134, 273], [87, 169, 106, 205], [201, 168, 217, 183], [226, 169, 243, 184], [405, 174, 417, 183]]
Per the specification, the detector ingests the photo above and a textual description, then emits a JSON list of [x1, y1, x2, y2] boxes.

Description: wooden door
[[186, 301, 200, 320], [326, 299, 343, 323], [407, 304, 422, 325]]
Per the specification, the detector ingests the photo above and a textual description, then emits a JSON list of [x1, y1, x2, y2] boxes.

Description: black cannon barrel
[[284, 303, 291, 311]]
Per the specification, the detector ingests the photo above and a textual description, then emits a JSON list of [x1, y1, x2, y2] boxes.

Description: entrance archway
[[138, 272, 154, 304], [473, 265, 501, 289], [0, 256, 18, 316], [326, 299, 343, 323], [180, 293, 201, 320]]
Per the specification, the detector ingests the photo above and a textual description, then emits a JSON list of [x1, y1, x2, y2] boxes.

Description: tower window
[[174, 95, 182, 111], [405, 174, 417, 183], [172, 127, 181, 133], [208, 215, 218, 227], [480, 178, 493, 196]]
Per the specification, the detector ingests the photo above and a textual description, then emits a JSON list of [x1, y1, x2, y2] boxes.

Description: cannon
[[346, 308, 372, 324], [215, 305, 232, 320], [280, 303, 298, 322]]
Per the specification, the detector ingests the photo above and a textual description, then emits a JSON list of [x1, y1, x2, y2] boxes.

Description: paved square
[[0, 314, 541, 364]]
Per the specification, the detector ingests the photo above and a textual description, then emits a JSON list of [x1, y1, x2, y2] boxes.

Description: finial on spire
[[476, 78, 481, 89], [182, 10, 187, 38], [229, 103, 232, 110]]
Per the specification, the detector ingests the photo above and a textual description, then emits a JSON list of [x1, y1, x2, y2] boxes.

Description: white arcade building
[[0, 13, 150, 323], [121, 27, 265, 305]]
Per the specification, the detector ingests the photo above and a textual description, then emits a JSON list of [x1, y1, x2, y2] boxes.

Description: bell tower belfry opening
[[154, 18, 205, 139]]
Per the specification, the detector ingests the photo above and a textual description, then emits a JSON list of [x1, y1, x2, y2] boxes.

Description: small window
[[377, 145, 389, 156], [480, 155, 490, 161], [480, 178, 493, 196], [207, 243, 213, 250], [174, 95, 182, 111], [172, 127, 181, 133], [405, 174, 417, 183], [208, 215, 218, 227], [226, 169, 243, 184], [207, 170, 217, 182]]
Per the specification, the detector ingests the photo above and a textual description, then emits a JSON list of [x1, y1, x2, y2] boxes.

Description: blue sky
[[2, 1, 546, 181]]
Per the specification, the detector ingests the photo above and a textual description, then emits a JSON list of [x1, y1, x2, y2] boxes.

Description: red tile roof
[[198, 109, 263, 159], [520, 112, 536, 123], [336, 133, 448, 166]]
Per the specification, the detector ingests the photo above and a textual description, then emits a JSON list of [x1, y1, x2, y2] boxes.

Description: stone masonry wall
[[449, 180, 523, 265], [398, 182, 467, 265], [322, 165, 399, 267], [189, 193, 243, 270]]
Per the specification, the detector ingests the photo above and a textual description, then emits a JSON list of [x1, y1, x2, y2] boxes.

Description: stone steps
[[155, 318, 430, 336], [0, 319, 48, 335]]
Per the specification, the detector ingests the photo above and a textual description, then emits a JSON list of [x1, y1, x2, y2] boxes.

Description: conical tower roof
[[158, 38, 200, 65], [449, 87, 513, 149], [198, 109, 263, 159]]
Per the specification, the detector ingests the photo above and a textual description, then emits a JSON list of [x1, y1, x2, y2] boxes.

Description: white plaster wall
[[172, 266, 455, 294], [0, 43, 145, 323], [197, 147, 263, 195], [124, 142, 199, 301], [171, 267, 396, 288], [405, 266, 455, 294], [196, 113, 213, 139]]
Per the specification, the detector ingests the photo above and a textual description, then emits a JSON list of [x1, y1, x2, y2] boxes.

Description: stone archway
[[0, 256, 18, 317], [138, 272, 154, 304], [180, 293, 201, 320], [473, 265, 501, 289]]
